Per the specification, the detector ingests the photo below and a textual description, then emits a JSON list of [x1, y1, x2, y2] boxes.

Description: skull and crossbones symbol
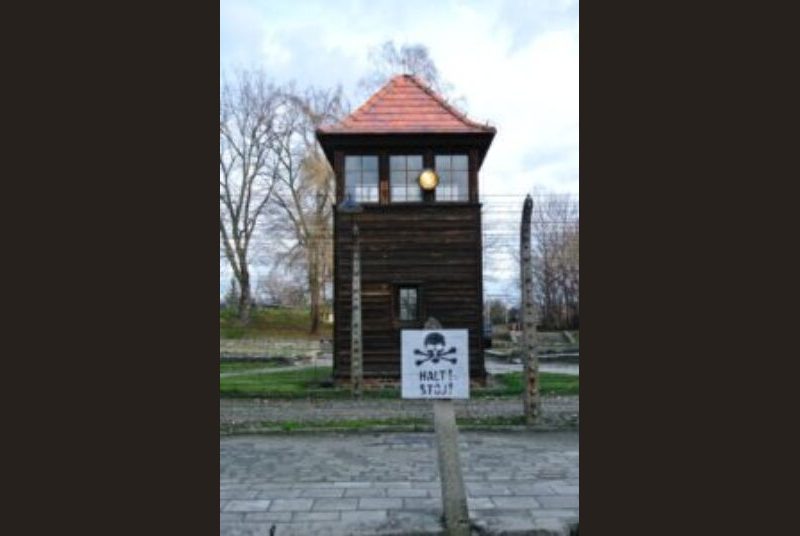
[[414, 332, 457, 366]]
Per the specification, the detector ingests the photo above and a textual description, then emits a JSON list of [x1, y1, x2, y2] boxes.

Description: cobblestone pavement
[[221, 431, 578, 535], [220, 396, 579, 430]]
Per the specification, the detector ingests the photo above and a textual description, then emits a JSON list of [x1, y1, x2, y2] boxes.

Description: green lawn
[[221, 415, 534, 434], [219, 361, 290, 373], [219, 366, 578, 399], [220, 307, 333, 340], [220, 367, 365, 398], [488, 371, 579, 396]]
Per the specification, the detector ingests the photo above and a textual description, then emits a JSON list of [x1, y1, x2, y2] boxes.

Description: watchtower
[[316, 74, 496, 383]]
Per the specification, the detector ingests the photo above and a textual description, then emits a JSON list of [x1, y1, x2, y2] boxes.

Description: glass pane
[[452, 155, 468, 170], [390, 162, 423, 203], [435, 155, 449, 169], [390, 156, 405, 171], [345, 156, 360, 172], [409, 172, 422, 201], [400, 288, 417, 320], [362, 156, 378, 171], [362, 171, 379, 185], [407, 155, 423, 170]]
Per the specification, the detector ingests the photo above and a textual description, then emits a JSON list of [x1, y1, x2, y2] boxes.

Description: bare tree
[[487, 298, 509, 325], [219, 70, 281, 323], [223, 278, 240, 309], [357, 40, 463, 107], [268, 86, 347, 334], [255, 268, 308, 308], [530, 192, 579, 330]]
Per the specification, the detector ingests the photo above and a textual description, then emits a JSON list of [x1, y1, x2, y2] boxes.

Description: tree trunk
[[308, 247, 320, 335], [238, 267, 251, 324]]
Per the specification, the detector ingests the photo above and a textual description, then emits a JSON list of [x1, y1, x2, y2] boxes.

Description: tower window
[[390, 155, 423, 202], [398, 287, 419, 321], [344, 155, 379, 202], [434, 154, 469, 201]]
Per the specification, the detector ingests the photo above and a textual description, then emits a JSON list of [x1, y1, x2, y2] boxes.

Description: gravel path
[[220, 396, 579, 431]]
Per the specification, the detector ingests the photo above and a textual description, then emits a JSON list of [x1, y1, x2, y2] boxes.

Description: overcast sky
[[221, 0, 578, 198], [220, 0, 579, 299]]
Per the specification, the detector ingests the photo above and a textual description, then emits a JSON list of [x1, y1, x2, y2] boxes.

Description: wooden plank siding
[[334, 204, 486, 380]]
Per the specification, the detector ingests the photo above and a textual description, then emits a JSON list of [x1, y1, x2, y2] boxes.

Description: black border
[[581, 2, 798, 533], [9, 1, 797, 533], [8, 2, 222, 534]]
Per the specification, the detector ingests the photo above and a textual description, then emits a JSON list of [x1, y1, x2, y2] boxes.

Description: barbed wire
[[223, 196, 577, 285]]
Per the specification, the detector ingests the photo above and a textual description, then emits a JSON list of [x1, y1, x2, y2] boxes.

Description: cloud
[[220, 1, 269, 70], [493, 0, 579, 53], [221, 0, 579, 292]]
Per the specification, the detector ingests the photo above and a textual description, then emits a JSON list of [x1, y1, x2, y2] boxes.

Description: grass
[[272, 417, 425, 432], [220, 367, 337, 397], [567, 330, 579, 342], [219, 366, 578, 399], [220, 307, 333, 340], [219, 415, 543, 434], [219, 360, 290, 374], [486, 371, 579, 396]]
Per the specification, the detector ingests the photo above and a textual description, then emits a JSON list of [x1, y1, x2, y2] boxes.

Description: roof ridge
[[316, 73, 495, 134], [405, 75, 489, 130]]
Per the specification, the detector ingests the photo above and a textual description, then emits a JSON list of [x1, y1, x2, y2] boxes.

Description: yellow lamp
[[418, 169, 439, 191]]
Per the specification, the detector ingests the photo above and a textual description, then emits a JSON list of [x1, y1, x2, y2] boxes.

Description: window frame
[[336, 150, 475, 205], [396, 285, 421, 323], [389, 154, 425, 203], [433, 154, 470, 202], [343, 154, 380, 204]]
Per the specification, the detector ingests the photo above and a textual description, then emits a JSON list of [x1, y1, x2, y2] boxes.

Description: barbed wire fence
[[220, 191, 578, 391]]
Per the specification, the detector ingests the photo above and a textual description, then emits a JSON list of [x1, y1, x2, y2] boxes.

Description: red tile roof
[[317, 74, 495, 134]]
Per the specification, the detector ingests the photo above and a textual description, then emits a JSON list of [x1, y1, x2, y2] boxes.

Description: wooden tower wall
[[333, 203, 485, 380]]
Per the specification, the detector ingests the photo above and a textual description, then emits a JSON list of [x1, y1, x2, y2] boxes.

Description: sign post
[[402, 326, 470, 536]]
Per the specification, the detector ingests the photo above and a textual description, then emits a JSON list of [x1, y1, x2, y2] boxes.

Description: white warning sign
[[401, 329, 469, 399]]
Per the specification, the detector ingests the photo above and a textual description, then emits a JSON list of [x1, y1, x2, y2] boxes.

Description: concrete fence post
[[520, 194, 540, 425], [351, 222, 363, 398]]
